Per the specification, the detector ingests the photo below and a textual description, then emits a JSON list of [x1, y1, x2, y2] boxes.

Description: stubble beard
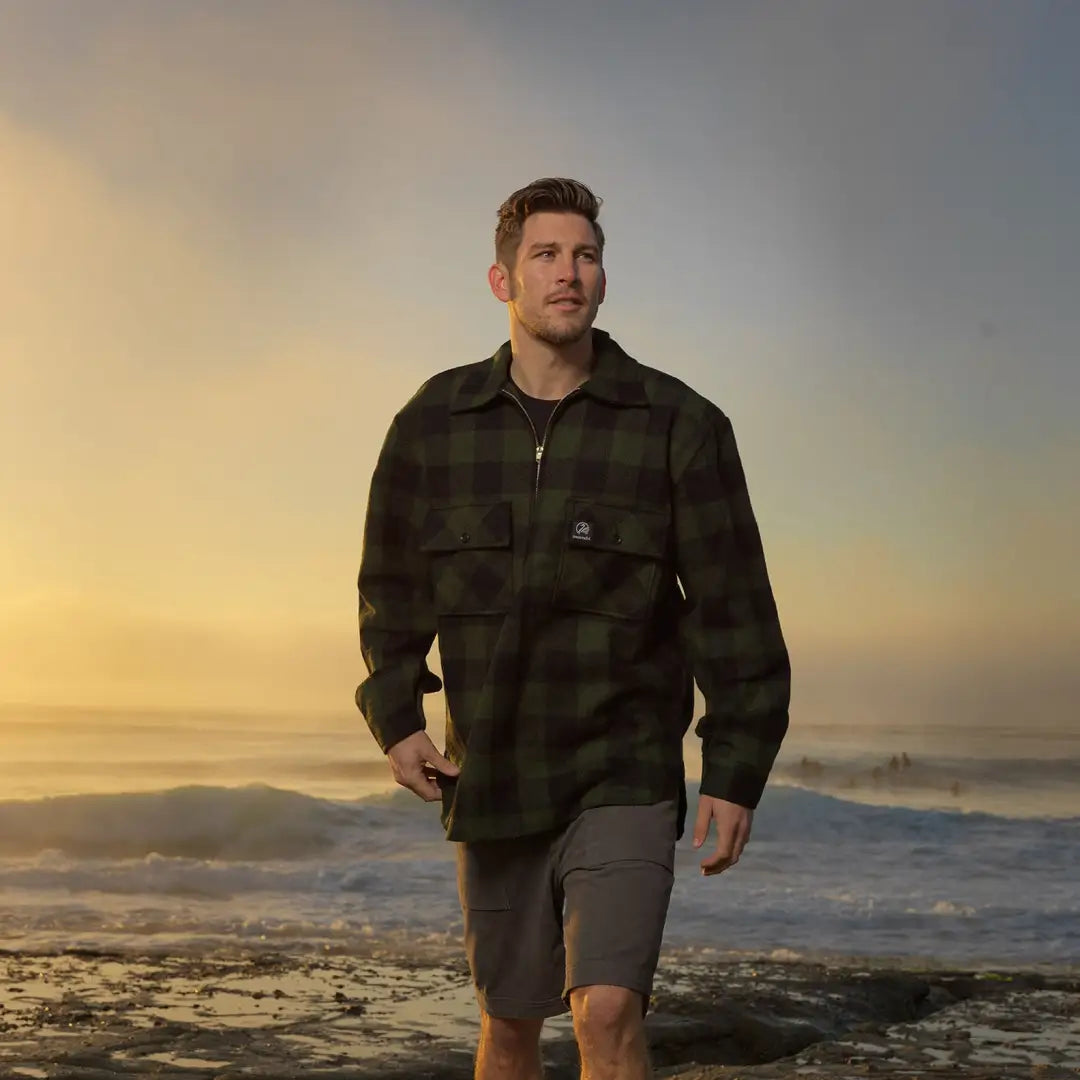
[[511, 297, 596, 347]]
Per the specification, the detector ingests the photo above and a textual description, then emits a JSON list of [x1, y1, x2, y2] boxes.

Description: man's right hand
[[386, 730, 460, 802]]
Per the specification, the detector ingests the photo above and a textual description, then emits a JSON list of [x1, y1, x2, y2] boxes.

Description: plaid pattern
[[357, 330, 790, 842]]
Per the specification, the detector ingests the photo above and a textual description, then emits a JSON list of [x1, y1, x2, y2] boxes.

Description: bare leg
[[570, 984, 651, 1080], [475, 1013, 545, 1080]]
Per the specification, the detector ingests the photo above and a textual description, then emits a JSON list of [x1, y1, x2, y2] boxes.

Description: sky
[[0, 0, 1077, 733]]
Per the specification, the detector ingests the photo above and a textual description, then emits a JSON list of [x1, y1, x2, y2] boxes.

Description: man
[[357, 178, 790, 1080]]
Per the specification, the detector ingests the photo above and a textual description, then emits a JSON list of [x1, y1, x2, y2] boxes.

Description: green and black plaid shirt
[[357, 329, 790, 842]]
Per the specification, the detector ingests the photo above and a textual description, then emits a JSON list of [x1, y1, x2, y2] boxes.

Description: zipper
[[500, 387, 581, 497], [500, 390, 540, 492]]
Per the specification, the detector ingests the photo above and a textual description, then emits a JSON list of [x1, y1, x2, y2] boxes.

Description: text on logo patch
[[571, 519, 593, 542]]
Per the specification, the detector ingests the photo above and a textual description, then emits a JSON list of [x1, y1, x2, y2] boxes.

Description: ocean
[[0, 704, 1077, 970]]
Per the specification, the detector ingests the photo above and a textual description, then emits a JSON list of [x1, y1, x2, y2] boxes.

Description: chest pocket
[[420, 501, 513, 615], [552, 500, 668, 621]]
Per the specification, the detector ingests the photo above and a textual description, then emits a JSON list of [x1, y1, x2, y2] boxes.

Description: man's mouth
[[549, 295, 584, 308]]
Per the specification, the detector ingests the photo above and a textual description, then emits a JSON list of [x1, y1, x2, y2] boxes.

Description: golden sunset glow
[[1, 3, 1076, 734]]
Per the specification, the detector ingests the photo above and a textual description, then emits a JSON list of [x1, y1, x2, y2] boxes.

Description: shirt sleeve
[[672, 411, 790, 807], [355, 414, 441, 753]]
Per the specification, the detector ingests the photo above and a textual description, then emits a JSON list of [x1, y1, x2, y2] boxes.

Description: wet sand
[[1, 945, 1077, 1078]]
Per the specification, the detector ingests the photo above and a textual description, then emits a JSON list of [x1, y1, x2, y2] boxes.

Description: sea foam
[[0, 784, 396, 861]]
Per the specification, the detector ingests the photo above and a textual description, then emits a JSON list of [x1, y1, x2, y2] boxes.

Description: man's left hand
[[692, 795, 753, 876]]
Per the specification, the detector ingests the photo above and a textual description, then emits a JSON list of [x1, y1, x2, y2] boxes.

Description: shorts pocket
[[421, 501, 513, 615], [552, 501, 669, 620], [570, 802, 678, 873]]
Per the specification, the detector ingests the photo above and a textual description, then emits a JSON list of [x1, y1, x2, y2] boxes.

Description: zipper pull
[[535, 444, 544, 464]]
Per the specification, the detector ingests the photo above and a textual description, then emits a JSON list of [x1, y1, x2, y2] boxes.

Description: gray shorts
[[456, 801, 677, 1019]]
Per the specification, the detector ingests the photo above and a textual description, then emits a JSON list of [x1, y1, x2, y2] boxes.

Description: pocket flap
[[420, 501, 512, 552], [565, 501, 667, 558]]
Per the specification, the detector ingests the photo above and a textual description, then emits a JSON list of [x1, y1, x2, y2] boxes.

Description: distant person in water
[[356, 178, 790, 1080]]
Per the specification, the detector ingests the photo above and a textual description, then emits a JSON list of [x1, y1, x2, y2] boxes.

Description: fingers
[[408, 774, 442, 801], [704, 821, 747, 876], [692, 796, 712, 850], [700, 823, 737, 876], [737, 811, 753, 853], [386, 731, 459, 802], [428, 747, 460, 778], [392, 759, 441, 801], [697, 801, 754, 876], [696, 797, 734, 875], [405, 732, 459, 778]]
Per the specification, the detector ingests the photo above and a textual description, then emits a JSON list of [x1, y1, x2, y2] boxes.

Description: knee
[[570, 983, 643, 1045], [481, 1012, 543, 1057]]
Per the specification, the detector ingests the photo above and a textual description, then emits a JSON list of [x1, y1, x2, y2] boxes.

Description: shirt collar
[[450, 329, 648, 413]]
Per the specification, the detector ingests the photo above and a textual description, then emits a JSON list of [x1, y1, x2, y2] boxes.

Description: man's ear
[[488, 262, 511, 303], [599, 269, 607, 305]]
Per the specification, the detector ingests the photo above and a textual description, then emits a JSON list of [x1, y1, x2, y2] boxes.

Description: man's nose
[[555, 256, 580, 283]]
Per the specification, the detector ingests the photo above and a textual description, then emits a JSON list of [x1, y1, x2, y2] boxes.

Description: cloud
[[0, 3, 572, 249], [1, 2, 1075, 716], [0, 593, 454, 733], [0, 109, 425, 629], [0, 596, 355, 712]]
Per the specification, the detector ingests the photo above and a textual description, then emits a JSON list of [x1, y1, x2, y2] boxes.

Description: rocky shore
[[1, 946, 1076, 1078]]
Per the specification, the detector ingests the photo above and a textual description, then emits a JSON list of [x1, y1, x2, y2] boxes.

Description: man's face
[[497, 211, 605, 346]]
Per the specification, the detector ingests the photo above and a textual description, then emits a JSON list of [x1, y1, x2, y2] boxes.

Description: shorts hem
[[478, 992, 569, 1019], [562, 971, 655, 1013]]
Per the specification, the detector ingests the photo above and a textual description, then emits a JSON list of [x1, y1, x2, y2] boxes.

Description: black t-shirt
[[509, 381, 559, 442]]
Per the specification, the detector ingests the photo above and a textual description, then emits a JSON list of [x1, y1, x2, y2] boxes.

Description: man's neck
[[508, 323, 594, 400]]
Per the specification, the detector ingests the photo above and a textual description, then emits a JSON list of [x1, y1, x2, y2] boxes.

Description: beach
[[1, 944, 1078, 1078], [0, 706, 1077, 1077]]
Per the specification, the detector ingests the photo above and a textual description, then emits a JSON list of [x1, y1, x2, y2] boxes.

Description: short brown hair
[[495, 178, 605, 269]]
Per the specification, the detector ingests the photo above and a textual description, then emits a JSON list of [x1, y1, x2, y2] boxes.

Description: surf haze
[[0, 703, 1075, 969]]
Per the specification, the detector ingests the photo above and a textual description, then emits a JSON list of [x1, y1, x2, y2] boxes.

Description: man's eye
[[578, 252, 596, 263], [538, 250, 554, 259]]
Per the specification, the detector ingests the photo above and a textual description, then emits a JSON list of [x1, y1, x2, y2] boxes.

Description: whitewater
[[0, 705, 1077, 969]]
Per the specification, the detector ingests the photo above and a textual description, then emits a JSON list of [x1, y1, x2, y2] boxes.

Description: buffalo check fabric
[[357, 330, 790, 842]]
